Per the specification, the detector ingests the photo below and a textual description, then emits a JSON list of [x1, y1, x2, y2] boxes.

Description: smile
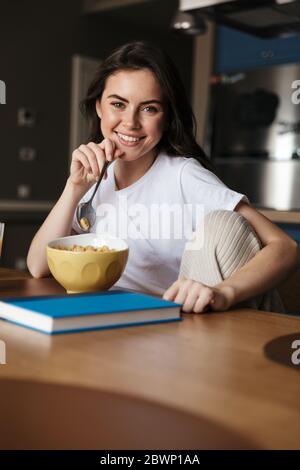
[[115, 132, 145, 146]]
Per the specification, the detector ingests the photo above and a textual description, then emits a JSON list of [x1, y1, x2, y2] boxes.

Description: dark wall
[[0, 0, 194, 269], [0, 0, 81, 200], [0, 0, 194, 201]]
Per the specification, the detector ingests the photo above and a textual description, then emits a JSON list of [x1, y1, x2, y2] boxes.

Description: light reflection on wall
[[274, 133, 297, 161], [262, 161, 297, 210]]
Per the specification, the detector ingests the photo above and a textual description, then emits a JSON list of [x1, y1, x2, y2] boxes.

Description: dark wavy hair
[[81, 41, 216, 173]]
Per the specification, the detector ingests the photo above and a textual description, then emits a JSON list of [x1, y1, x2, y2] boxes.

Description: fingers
[[80, 144, 101, 179], [87, 142, 108, 179], [190, 288, 214, 313], [71, 145, 101, 182], [163, 280, 215, 313], [98, 138, 115, 162], [99, 138, 125, 163], [163, 279, 181, 302], [97, 138, 122, 179], [180, 282, 205, 313], [71, 137, 117, 183], [70, 136, 124, 187], [71, 149, 91, 173], [174, 280, 195, 306]]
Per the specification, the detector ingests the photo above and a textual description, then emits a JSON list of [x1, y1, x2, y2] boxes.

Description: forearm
[[27, 178, 86, 278], [216, 239, 299, 307]]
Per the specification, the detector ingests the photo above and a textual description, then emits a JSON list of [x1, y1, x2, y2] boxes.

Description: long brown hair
[[81, 41, 216, 173]]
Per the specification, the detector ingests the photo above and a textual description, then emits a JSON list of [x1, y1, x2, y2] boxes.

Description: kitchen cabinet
[[0, 201, 53, 270], [215, 26, 300, 73], [0, 221, 40, 271], [277, 223, 300, 245]]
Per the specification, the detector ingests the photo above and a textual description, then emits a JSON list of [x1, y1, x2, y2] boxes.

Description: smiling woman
[[102, 88, 163, 149], [95, 68, 166, 176], [80, 41, 213, 172], [26, 41, 298, 313]]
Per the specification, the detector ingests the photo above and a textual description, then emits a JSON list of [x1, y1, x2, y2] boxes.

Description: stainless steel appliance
[[212, 63, 300, 161], [210, 63, 300, 210], [180, 0, 300, 38], [214, 159, 300, 210]]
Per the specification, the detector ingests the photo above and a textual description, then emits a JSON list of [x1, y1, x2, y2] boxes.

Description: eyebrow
[[107, 94, 163, 106]]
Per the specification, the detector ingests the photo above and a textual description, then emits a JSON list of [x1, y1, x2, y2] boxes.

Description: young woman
[[27, 41, 298, 313]]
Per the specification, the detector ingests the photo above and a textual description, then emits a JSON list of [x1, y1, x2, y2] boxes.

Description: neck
[[114, 150, 157, 190]]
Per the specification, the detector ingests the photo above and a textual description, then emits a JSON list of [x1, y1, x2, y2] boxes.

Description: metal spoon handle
[[87, 160, 110, 203]]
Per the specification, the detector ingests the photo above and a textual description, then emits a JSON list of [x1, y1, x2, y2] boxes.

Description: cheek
[[101, 109, 119, 130], [145, 116, 165, 136]]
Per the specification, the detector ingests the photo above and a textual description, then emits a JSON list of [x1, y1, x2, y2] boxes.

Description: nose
[[122, 108, 141, 130]]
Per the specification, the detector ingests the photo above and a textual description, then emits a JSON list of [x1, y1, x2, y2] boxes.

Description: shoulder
[[177, 155, 249, 210], [156, 152, 190, 169], [179, 156, 225, 187], [156, 152, 224, 187], [157, 152, 211, 177]]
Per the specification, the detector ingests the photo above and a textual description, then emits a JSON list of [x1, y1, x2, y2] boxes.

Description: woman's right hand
[[69, 138, 124, 188]]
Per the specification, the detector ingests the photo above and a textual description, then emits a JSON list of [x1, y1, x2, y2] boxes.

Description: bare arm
[[164, 202, 299, 312], [27, 178, 87, 278], [215, 202, 299, 306], [27, 138, 123, 278]]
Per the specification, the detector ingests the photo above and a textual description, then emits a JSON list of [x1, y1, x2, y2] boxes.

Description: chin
[[119, 148, 146, 159], [120, 153, 141, 162]]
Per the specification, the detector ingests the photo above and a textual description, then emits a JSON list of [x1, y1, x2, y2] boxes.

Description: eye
[[111, 101, 125, 109], [142, 105, 158, 113]]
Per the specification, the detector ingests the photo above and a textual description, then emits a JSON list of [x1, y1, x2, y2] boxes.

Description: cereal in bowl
[[55, 244, 115, 253]]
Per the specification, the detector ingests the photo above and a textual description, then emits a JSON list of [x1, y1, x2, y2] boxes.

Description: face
[[96, 68, 166, 162]]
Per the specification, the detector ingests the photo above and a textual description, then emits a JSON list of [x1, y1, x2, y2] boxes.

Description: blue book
[[0, 290, 181, 334]]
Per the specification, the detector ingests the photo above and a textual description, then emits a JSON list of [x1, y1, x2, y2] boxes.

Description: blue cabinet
[[277, 223, 300, 245], [215, 26, 300, 73]]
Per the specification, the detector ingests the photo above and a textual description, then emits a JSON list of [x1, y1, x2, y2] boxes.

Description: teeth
[[118, 133, 141, 142]]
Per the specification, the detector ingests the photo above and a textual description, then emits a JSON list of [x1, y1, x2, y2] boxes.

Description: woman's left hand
[[163, 279, 235, 313]]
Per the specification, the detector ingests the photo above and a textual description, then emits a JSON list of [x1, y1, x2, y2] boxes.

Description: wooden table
[[0, 269, 299, 450]]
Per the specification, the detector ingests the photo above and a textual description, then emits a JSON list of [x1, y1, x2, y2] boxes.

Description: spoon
[[76, 160, 110, 232]]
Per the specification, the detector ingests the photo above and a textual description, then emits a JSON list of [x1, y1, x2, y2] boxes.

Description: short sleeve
[[180, 159, 249, 216]]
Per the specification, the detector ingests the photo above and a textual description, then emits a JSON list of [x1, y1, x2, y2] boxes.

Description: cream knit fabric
[[179, 210, 285, 313]]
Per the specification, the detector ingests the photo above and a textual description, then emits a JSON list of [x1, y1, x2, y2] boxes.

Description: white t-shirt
[[73, 152, 249, 295]]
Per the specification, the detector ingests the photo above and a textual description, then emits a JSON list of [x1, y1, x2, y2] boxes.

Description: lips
[[115, 131, 145, 147]]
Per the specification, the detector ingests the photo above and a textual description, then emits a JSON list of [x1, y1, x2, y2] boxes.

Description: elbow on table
[[26, 258, 49, 279], [30, 270, 47, 279]]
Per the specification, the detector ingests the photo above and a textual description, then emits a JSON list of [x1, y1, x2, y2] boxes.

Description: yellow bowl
[[46, 234, 129, 294]]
